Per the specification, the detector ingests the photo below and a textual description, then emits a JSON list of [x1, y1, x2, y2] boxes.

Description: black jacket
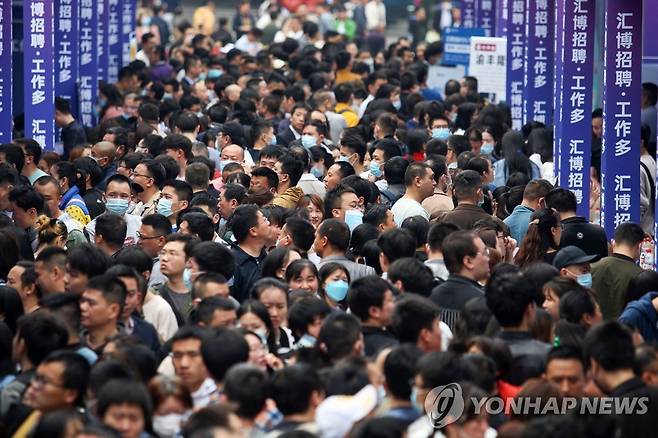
[[610, 377, 658, 437], [498, 331, 551, 386], [362, 326, 399, 358], [430, 275, 483, 331], [231, 245, 266, 303], [276, 126, 298, 147], [560, 216, 608, 261], [60, 120, 87, 159]]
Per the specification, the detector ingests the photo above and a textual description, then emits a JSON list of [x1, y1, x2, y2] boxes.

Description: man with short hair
[[363, 204, 396, 233], [8, 261, 39, 314], [545, 187, 608, 260], [323, 162, 355, 192], [635, 344, 658, 387], [379, 345, 423, 425], [338, 132, 367, 175], [194, 296, 237, 328], [66, 243, 114, 295], [54, 97, 86, 159], [138, 213, 171, 287], [9, 185, 45, 252], [222, 364, 269, 435], [249, 119, 276, 162], [34, 247, 67, 295], [430, 230, 490, 331], [377, 229, 417, 276], [93, 214, 128, 256], [584, 321, 658, 435], [14, 138, 48, 184], [592, 222, 644, 319], [80, 274, 126, 353], [504, 179, 554, 243], [157, 179, 193, 231], [229, 205, 270, 303], [543, 345, 587, 398], [392, 296, 442, 353], [422, 155, 454, 219], [172, 326, 217, 408], [86, 174, 142, 245], [131, 159, 165, 217], [391, 162, 435, 225], [323, 184, 360, 222], [436, 170, 490, 230], [273, 154, 305, 209], [315, 219, 376, 281], [347, 275, 398, 357], [486, 272, 551, 386], [425, 222, 459, 281], [162, 134, 193, 179], [155, 233, 197, 326]]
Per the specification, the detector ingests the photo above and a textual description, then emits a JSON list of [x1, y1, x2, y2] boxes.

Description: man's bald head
[[220, 144, 245, 162], [91, 141, 117, 168]]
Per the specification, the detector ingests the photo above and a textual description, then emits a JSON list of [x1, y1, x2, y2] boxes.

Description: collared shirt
[[231, 245, 266, 303], [421, 189, 454, 220], [191, 378, 218, 409], [133, 190, 161, 218]]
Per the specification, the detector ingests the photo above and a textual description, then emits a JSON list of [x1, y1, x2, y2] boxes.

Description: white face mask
[[153, 413, 187, 437]]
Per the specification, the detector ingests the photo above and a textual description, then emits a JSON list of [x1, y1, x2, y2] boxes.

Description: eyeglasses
[[476, 248, 490, 257], [137, 232, 164, 240], [132, 173, 152, 180], [31, 374, 65, 389]]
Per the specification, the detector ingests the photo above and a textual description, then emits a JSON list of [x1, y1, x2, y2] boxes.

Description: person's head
[[363, 204, 396, 234], [228, 204, 271, 246], [171, 326, 210, 392], [160, 233, 195, 279], [80, 274, 126, 331], [15, 138, 42, 173], [544, 345, 587, 397], [285, 259, 319, 293], [442, 230, 490, 282], [94, 213, 128, 254], [626, 270, 658, 305], [318, 312, 363, 362], [9, 185, 44, 229], [26, 350, 90, 412], [486, 272, 538, 330], [218, 183, 248, 220], [545, 188, 578, 215], [274, 154, 304, 190], [388, 258, 436, 297], [426, 222, 459, 257], [270, 364, 324, 417], [237, 299, 273, 343], [411, 351, 473, 413], [35, 246, 67, 294], [13, 311, 68, 368], [288, 296, 331, 341], [138, 214, 171, 257], [635, 344, 658, 387], [584, 321, 636, 393], [90, 142, 117, 170], [179, 212, 214, 241], [97, 379, 153, 438], [514, 208, 562, 267], [222, 364, 269, 421], [323, 184, 359, 221], [377, 228, 416, 273], [642, 82, 658, 109], [553, 246, 597, 287], [193, 296, 237, 328], [162, 134, 193, 165], [158, 180, 193, 219], [403, 162, 436, 200], [339, 132, 367, 168], [522, 179, 553, 209], [558, 289, 602, 328], [452, 169, 483, 204], [314, 218, 350, 258], [392, 295, 442, 352], [251, 278, 289, 331], [201, 328, 249, 384], [383, 344, 423, 402], [323, 162, 355, 192], [7, 261, 38, 309], [346, 275, 395, 327], [66, 244, 114, 295], [612, 222, 645, 261]]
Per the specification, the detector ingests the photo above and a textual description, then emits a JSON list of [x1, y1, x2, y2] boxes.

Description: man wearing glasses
[[131, 159, 166, 218]]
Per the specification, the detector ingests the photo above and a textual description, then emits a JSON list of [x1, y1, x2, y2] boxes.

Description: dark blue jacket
[[619, 292, 658, 343]]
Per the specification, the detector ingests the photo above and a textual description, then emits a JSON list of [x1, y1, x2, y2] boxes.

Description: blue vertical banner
[[78, 0, 97, 127], [0, 0, 12, 143], [601, 0, 642, 237], [107, 0, 121, 83], [552, 0, 566, 183], [462, 0, 477, 28], [55, 0, 79, 118], [24, 0, 55, 150], [555, 0, 595, 218], [476, 0, 496, 36], [98, 0, 108, 82], [121, 0, 135, 66], [506, 0, 526, 130], [523, 0, 554, 125], [495, 0, 508, 37]]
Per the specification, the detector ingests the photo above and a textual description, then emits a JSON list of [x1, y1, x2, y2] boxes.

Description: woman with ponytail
[[34, 215, 68, 256], [514, 208, 562, 267], [52, 161, 91, 228]]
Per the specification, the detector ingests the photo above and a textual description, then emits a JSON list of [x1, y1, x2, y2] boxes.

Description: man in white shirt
[[86, 175, 142, 245], [391, 162, 435, 225]]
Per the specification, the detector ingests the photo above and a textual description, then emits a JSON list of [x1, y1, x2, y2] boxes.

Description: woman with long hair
[[492, 130, 541, 187], [514, 209, 562, 267]]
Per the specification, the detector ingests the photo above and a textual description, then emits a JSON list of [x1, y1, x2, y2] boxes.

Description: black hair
[[383, 344, 423, 400], [400, 216, 429, 248], [9, 184, 44, 214], [251, 166, 279, 190], [427, 222, 459, 252], [392, 294, 440, 344], [0, 144, 25, 173], [378, 228, 416, 264], [97, 379, 153, 433], [283, 217, 315, 253], [285, 259, 319, 286], [485, 272, 537, 328], [559, 290, 597, 325], [261, 247, 296, 280], [67, 243, 114, 278], [141, 213, 173, 236], [546, 345, 587, 372], [180, 212, 214, 241], [270, 364, 323, 415], [162, 179, 193, 203], [86, 274, 128, 316], [189, 241, 235, 280], [545, 188, 578, 213], [388, 258, 436, 296], [223, 364, 269, 419], [614, 222, 645, 247], [342, 175, 372, 207], [193, 296, 235, 325], [0, 287, 23, 334], [54, 161, 85, 194], [161, 134, 193, 160], [15, 312, 68, 366], [201, 328, 249, 383], [228, 204, 260, 243], [288, 296, 331, 339], [346, 276, 391, 322], [317, 219, 350, 252], [96, 213, 128, 248], [584, 321, 635, 371], [42, 350, 91, 406], [317, 312, 361, 363], [442, 230, 478, 274], [416, 351, 473, 388], [626, 270, 658, 304], [363, 204, 390, 229], [278, 154, 305, 186]]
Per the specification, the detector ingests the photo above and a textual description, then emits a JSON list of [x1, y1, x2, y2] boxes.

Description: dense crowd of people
[[3, 0, 658, 437]]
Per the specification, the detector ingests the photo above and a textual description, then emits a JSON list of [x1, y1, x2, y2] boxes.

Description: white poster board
[[427, 64, 467, 95], [468, 37, 507, 103]]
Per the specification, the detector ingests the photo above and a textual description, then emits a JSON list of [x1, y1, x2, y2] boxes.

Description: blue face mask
[[157, 198, 174, 217], [576, 272, 593, 288], [208, 68, 223, 79], [392, 100, 401, 110], [431, 127, 450, 140], [301, 135, 316, 149], [105, 198, 130, 216], [481, 143, 494, 155], [325, 280, 349, 302], [220, 160, 237, 172], [345, 209, 363, 232], [270, 136, 277, 145], [410, 387, 423, 413], [369, 161, 383, 178], [122, 113, 133, 120], [198, 72, 207, 81], [311, 166, 324, 179], [183, 268, 192, 290], [337, 155, 350, 162], [98, 98, 108, 108]]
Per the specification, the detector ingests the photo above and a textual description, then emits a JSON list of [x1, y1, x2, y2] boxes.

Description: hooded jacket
[[619, 292, 658, 343]]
